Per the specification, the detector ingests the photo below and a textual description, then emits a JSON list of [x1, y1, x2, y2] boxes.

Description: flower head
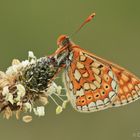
[[0, 51, 67, 122]]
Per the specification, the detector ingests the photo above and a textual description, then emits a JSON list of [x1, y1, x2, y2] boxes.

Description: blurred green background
[[0, 0, 140, 140]]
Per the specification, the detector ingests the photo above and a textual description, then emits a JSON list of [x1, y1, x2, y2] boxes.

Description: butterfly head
[[57, 35, 72, 48], [54, 35, 73, 66]]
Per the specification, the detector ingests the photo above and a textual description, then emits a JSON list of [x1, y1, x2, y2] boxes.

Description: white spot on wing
[[66, 73, 70, 83], [121, 99, 127, 104], [108, 71, 114, 79], [88, 102, 96, 109], [80, 55, 86, 61], [69, 82, 73, 90], [127, 96, 133, 102], [94, 81, 101, 88], [82, 105, 88, 111], [96, 100, 104, 107], [82, 72, 89, 78], [92, 67, 100, 75], [94, 74, 101, 83], [83, 83, 90, 90], [135, 86, 140, 96], [74, 69, 81, 81], [77, 106, 82, 110], [115, 84, 119, 93], [111, 80, 117, 90], [137, 90, 140, 96], [113, 100, 121, 106], [132, 90, 138, 99], [76, 62, 84, 69], [114, 75, 118, 81], [109, 91, 116, 101], [138, 84, 140, 89], [76, 89, 84, 96], [90, 83, 97, 90], [133, 94, 138, 99], [104, 98, 110, 105]]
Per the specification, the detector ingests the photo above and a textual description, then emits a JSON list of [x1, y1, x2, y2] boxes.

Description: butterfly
[[53, 13, 140, 112]]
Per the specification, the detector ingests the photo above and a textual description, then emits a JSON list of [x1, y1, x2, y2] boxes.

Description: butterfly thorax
[[54, 35, 78, 68]]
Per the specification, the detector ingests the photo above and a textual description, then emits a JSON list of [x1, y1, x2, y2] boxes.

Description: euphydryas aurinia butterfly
[[53, 13, 140, 112]]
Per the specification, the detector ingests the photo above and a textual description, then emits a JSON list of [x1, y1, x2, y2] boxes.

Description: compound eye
[[62, 37, 70, 47]]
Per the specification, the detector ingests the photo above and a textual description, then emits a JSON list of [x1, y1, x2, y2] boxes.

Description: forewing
[[63, 47, 118, 112]]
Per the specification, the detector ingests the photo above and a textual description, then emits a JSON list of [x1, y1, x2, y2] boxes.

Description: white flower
[[46, 82, 62, 96], [6, 60, 26, 76], [22, 115, 32, 123], [14, 95, 20, 103], [13, 84, 26, 103], [6, 65, 18, 75], [21, 60, 30, 67], [17, 102, 22, 106], [62, 100, 68, 109], [46, 84, 56, 95], [28, 51, 36, 63], [39, 96, 48, 105], [16, 84, 26, 97], [33, 106, 45, 117], [24, 102, 32, 112], [56, 105, 63, 115], [7, 93, 14, 104], [2, 86, 9, 96], [0, 71, 6, 79], [2, 86, 14, 104], [12, 59, 20, 66], [28, 51, 35, 59]]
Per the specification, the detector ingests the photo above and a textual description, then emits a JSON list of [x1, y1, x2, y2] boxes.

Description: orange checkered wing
[[63, 46, 140, 112]]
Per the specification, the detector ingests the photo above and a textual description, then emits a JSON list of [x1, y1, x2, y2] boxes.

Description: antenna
[[72, 12, 96, 37]]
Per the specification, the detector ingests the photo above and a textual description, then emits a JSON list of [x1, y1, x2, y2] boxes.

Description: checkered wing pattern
[[63, 46, 140, 112]]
